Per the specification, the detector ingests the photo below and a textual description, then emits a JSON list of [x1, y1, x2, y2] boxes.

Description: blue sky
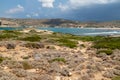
[[0, 0, 120, 21]]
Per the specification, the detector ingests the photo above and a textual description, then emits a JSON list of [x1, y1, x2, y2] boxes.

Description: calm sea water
[[0, 27, 23, 30], [38, 27, 120, 36], [0, 27, 120, 36]]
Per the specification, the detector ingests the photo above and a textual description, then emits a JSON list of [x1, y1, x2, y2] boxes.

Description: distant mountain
[[0, 18, 120, 28]]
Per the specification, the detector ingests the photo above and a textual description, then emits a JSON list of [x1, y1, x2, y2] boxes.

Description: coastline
[[82, 27, 120, 30], [1, 25, 120, 30]]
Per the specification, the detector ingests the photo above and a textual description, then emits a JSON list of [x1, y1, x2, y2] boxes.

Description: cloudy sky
[[0, 0, 120, 21]]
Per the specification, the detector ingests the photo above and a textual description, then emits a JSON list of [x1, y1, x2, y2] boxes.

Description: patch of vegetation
[[0, 30, 22, 40], [0, 33, 17, 40], [112, 76, 120, 80], [22, 61, 32, 70], [23, 42, 44, 49], [19, 35, 41, 42], [56, 34, 104, 42], [0, 57, 5, 63], [97, 49, 113, 55], [22, 56, 30, 59], [78, 36, 104, 41], [51, 58, 66, 63], [80, 44, 86, 48], [93, 37, 120, 50], [2, 30, 22, 35], [56, 38, 77, 48]]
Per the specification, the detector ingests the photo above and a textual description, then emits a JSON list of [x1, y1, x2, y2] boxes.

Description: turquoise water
[[38, 27, 120, 36], [0, 27, 120, 36], [0, 27, 23, 30]]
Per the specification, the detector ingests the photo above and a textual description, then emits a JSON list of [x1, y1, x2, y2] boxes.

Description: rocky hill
[[0, 18, 120, 28]]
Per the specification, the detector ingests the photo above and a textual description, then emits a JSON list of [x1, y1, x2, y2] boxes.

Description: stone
[[6, 43, 16, 49]]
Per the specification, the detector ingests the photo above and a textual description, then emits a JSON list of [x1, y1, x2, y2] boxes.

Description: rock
[[74, 64, 85, 71], [25, 75, 40, 80], [0, 71, 20, 80], [60, 68, 71, 77], [30, 60, 49, 70], [113, 69, 120, 76], [11, 69, 28, 77], [6, 43, 16, 49], [38, 74, 53, 80], [81, 75, 91, 80], [102, 62, 112, 68], [111, 50, 120, 61], [115, 66, 120, 70], [48, 62, 61, 74], [34, 54, 43, 61], [103, 70, 115, 78], [1, 60, 23, 69]]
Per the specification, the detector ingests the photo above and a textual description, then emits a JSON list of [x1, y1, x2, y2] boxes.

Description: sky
[[0, 0, 120, 21]]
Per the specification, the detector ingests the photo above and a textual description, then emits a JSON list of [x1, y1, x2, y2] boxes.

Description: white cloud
[[59, 0, 119, 11], [6, 5, 24, 14], [26, 14, 31, 18], [26, 12, 39, 18], [38, 0, 55, 8], [32, 13, 39, 17], [59, 3, 69, 11]]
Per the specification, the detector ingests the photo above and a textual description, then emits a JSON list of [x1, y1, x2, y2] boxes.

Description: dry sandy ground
[[0, 41, 118, 80]]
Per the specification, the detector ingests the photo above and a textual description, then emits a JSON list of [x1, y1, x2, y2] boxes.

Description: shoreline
[[82, 27, 120, 30], [0, 26, 120, 30]]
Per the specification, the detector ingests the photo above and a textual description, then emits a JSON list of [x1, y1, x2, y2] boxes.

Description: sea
[[0, 27, 120, 36], [38, 27, 120, 36]]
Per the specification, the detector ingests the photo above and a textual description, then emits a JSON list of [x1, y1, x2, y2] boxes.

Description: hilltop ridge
[[0, 18, 120, 28]]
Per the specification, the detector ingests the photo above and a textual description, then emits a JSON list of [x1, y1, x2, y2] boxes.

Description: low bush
[[0, 57, 5, 63], [93, 37, 120, 50], [0, 34, 17, 40], [97, 49, 113, 55], [51, 58, 66, 63], [56, 38, 77, 48], [2, 30, 22, 35], [22, 61, 32, 70], [19, 35, 41, 42], [23, 42, 44, 49], [112, 76, 120, 80]]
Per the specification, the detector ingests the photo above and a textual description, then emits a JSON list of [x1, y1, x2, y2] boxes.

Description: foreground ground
[[0, 29, 120, 80]]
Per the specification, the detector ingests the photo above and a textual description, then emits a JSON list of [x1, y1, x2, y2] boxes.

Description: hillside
[[0, 18, 120, 28]]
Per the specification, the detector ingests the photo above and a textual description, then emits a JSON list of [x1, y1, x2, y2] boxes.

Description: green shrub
[[0, 30, 22, 40], [112, 76, 120, 80], [2, 30, 22, 35], [0, 34, 17, 40], [22, 56, 29, 59], [20, 35, 41, 42], [93, 37, 120, 49], [80, 44, 86, 48], [97, 49, 113, 55], [23, 42, 44, 49], [0, 57, 5, 63], [51, 58, 66, 63], [65, 35, 104, 41], [57, 38, 77, 48], [22, 62, 32, 70]]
